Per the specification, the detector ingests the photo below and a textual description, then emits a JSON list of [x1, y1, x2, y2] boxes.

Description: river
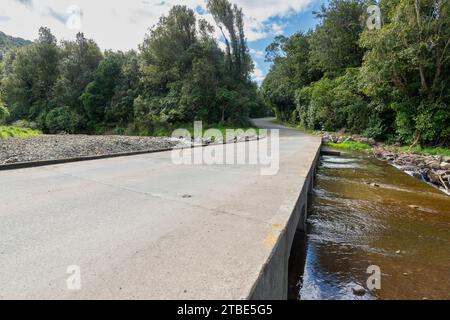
[[289, 151, 450, 300]]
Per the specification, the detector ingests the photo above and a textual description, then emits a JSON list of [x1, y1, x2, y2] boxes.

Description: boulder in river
[[352, 285, 366, 296], [440, 162, 450, 170]]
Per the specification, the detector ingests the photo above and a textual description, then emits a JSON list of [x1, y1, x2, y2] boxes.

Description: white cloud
[[249, 48, 264, 59], [251, 61, 265, 83], [0, 0, 313, 50]]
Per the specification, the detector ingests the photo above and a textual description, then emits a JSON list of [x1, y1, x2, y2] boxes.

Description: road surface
[[0, 119, 321, 299]]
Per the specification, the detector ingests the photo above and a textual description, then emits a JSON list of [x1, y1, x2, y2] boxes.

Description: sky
[[0, 0, 327, 83]]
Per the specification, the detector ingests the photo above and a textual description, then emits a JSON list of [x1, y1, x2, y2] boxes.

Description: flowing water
[[289, 151, 450, 300]]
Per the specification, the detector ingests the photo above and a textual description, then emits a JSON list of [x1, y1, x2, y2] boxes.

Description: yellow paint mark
[[263, 224, 284, 248]]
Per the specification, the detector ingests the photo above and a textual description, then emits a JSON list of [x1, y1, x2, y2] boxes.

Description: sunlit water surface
[[289, 152, 450, 300]]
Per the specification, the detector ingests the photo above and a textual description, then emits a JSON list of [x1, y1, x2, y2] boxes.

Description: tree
[[81, 51, 125, 128], [0, 100, 9, 123], [138, 3, 254, 125], [262, 32, 317, 121], [52, 32, 103, 119], [45, 106, 80, 134], [360, 0, 450, 145], [206, 0, 253, 80], [1, 27, 60, 121], [309, 0, 365, 77]]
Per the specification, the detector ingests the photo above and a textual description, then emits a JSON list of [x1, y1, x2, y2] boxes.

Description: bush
[[0, 103, 10, 123], [11, 119, 39, 130], [45, 106, 80, 134], [364, 113, 385, 140]]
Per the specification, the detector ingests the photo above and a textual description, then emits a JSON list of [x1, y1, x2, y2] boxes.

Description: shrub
[[0, 102, 10, 123], [45, 106, 80, 134]]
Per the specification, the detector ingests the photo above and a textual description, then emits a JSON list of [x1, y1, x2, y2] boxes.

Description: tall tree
[[360, 0, 450, 145], [206, 0, 253, 80], [309, 0, 365, 77], [52, 33, 103, 115], [0, 27, 60, 120]]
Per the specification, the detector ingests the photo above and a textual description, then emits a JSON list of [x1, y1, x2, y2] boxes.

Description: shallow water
[[289, 152, 450, 300]]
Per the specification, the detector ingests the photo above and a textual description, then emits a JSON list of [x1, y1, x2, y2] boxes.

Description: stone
[[352, 285, 366, 296], [344, 137, 354, 142], [427, 172, 441, 183], [440, 162, 450, 170], [428, 161, 441, 170]]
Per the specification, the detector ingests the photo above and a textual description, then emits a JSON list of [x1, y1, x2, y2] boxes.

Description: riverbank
[[292, 151, 450, 300], [318, 132, 450, 194], [274, 120, 450, 193]]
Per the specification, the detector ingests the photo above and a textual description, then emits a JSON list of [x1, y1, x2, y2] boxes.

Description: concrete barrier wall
[[248, 150, 320, 300]]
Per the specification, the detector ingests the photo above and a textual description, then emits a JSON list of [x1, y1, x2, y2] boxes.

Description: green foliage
[[1, 27, 60, 121], [262, 33, 318, 121], [295, 68, 370, 132], [52, 33, 103, 117], [45, 106, 80, 134], [0, 31, 32, 61], [399, 146, 450, 157], [309, 0, 365, 77], [325, 141, 373, 152], [0, 126, 42, 139], [0, 101, 9, 123], [263, 0, 450, 148], [0, 1, 260, 136], [359, 0, 450, 146], [138, 2, 255, 125]]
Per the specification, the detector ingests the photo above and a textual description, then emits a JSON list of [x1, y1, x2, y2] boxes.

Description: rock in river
[[352, 285, 366, 296]]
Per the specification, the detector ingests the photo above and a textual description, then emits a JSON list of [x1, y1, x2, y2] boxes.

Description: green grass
[[0, 126, 42, 139], [397, 146, 450, 157], [324, 141, 373, 152]]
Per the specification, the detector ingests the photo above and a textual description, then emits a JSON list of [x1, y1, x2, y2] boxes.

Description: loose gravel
[[0, 135, 182, 165]]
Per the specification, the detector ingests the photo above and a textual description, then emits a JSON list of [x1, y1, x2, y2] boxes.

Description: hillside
[[0, 31, 32, 60]]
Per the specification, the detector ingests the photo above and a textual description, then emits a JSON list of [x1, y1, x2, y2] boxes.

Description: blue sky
[[247, 0, 327, 82], [0, 0, 328, 82]]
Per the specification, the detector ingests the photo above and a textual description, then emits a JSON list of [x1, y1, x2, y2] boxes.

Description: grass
[[397, 146, 450, 157], [0, 126, 42, 139], [324, 141, 373, 152], [274, 119, 450, 157]]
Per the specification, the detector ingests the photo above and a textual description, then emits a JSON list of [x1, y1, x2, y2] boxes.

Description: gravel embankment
[[0, 135, 182, 165]]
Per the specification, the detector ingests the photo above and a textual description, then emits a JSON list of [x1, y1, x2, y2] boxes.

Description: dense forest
[[1, 0, 448, 148], [262, 0, 450, 147], [0, 31, 32, 61], [0, 0, 263, 135]]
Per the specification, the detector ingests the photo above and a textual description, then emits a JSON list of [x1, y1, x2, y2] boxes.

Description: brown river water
[[289, 151, 450, 300]]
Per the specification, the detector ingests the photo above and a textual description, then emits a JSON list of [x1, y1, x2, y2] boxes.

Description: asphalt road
[[251, 118, 308, 137], [0, 119, 321, 299]]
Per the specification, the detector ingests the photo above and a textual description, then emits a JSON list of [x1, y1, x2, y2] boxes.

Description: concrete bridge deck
[[0, 119, 321, 300]]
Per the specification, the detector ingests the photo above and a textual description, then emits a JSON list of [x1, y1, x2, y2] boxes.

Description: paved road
[[0, 119, 321, 299], [252, 118, 308, 137]]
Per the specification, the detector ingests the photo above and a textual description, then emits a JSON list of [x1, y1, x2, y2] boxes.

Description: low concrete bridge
[[0, 118, 321, 300]]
